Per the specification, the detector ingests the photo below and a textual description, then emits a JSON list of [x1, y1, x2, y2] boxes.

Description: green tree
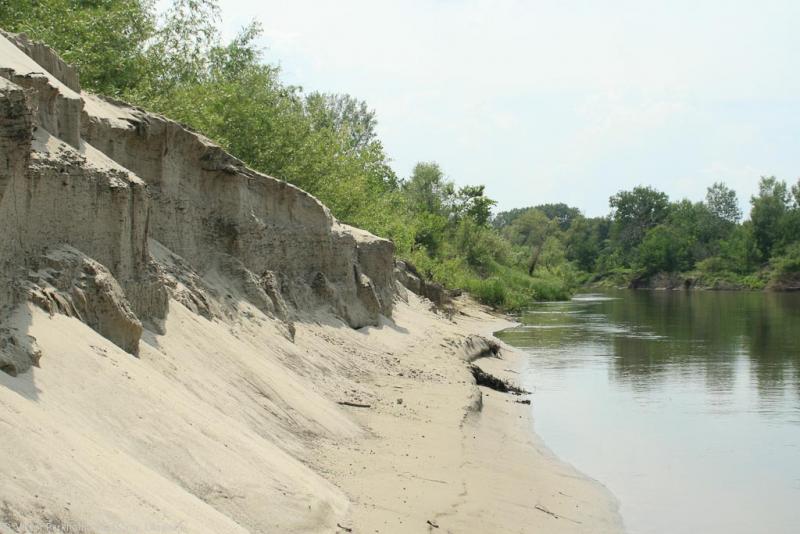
[[667, 199, 722, 263], [716, 223, 760, 274], [792, 178, 800, 208], [609, 186, 671, 255], [454, 185, 496, 227], [564, 216, 604, 271], [533, 203, 582, 230], [403, 162, 455, 216], [637, 225, 692, 274], [503, 209, 558, 274], [750, 176, 790, 260], [306, 93, 380, 155], [0, 0, 156, 95], [706, 182, 742, 224]]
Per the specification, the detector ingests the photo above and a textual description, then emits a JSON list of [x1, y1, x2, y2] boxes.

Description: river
[[496, 290, 800, 534]]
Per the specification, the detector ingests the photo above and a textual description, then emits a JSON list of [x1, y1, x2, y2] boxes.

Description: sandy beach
[[315, 292, 623, 533]]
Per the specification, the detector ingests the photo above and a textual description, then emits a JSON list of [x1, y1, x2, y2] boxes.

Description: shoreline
[[318, 294, 624, 533]]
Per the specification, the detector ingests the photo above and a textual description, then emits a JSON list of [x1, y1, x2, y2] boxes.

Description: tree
[[609, 186, 671, 254], [750, 176, 790, 260], [0, 0, 156, 96], [706, 182, 742, 224], [667, 199, 722, 262], [565, 216, 604, 271], [142, 0, 220, 95], [455, 185, 496, 227], [491, 207, 528, 230], [306, 93, 378, 154], [637, 225, 692, 274], [502, 209, 557, 274], [715, 223, 760, 274], [403, 162, 455, 216], [792, 178, 800, 208], [533, 203, 582, 230]]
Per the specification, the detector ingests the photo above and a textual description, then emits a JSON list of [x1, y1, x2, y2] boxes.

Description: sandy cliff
[[0, 29, 395, 532], [0, 32, 621, 533], [0, 30, 394, 376]]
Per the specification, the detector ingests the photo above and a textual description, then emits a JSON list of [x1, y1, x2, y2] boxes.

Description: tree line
[[493, 179, 800, 289]]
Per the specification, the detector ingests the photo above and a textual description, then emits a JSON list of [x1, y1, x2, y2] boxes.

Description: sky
[[208, 0, 800, 216]]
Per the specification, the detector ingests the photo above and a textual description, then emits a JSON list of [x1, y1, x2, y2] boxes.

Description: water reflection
[[501, 291, 800, 405], [497, 290, 800, 534]]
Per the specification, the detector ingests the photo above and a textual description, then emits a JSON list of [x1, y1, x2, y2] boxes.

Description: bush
[[772, 243, 800, 275], [464, 277, 507, 307], [636, 225, 692, 274]]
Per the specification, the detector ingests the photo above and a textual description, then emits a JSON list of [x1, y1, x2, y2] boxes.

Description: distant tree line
[[493, 179, 800, 288]]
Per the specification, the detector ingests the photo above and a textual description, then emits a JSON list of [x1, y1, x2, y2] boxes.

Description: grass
[[403, 251, 575, 311]]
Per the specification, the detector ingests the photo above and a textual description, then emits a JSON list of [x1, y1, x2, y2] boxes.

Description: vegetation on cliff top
[[1, 0, 575, 309], [3, 0, 797, 307]]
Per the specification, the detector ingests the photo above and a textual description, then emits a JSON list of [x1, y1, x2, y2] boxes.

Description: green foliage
[[636, 225, 692, 274], [501, 209, 555, 248], [750, 176, 790, 260], [563, 217, 598, 271], [793, 179, 800, 208], [455, 185, 496, 227], [583, 177, 800, 287], [487, 177, 800, 290], [0, 0, 156, 95], [706, 182, 742, 224], [609, 186, 671, 255], [771, 243, 800, 275], [403, 162, 454, 216], [491, 207, 529, 229], [532, 203, 582, 230]]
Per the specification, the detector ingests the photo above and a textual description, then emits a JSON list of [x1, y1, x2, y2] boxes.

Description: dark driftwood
[[337, 401, 371, 408], [535, 504, 559, 519], [469, 365, 530, 395]]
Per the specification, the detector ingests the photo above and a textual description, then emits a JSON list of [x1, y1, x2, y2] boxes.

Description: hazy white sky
[[212, 0, 800, 216]]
